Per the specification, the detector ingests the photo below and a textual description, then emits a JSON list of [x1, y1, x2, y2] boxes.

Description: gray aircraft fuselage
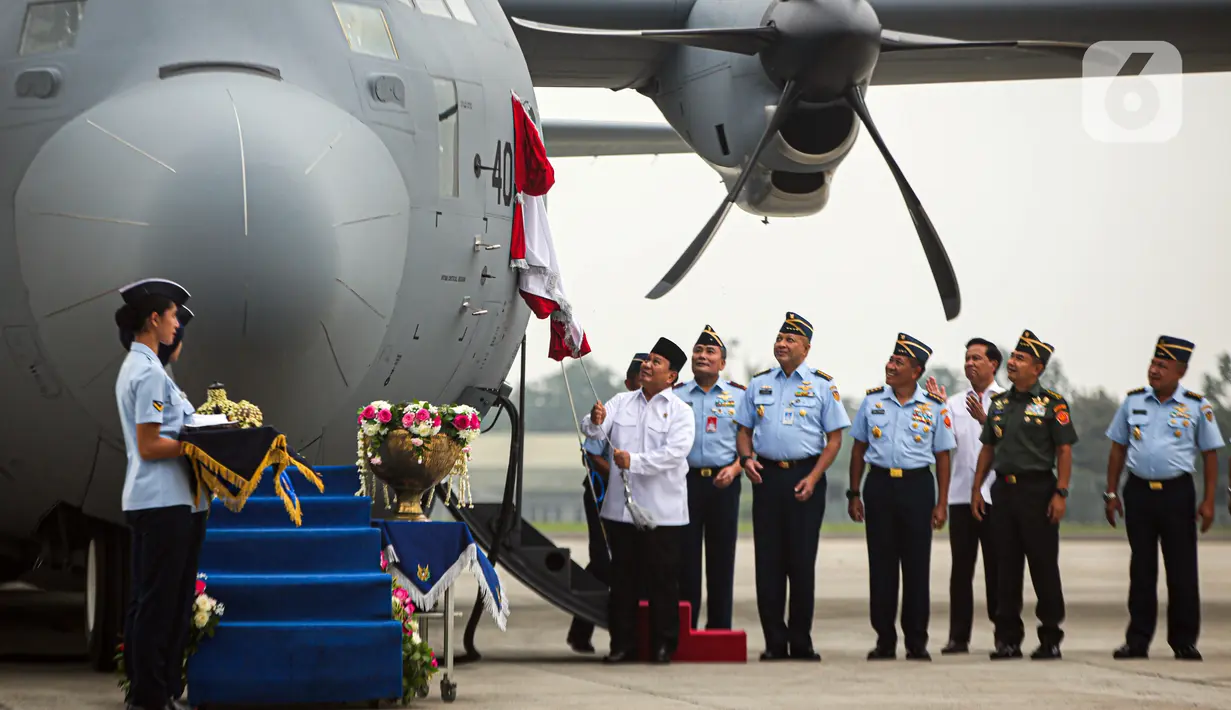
[[0, 0, 535, 559]]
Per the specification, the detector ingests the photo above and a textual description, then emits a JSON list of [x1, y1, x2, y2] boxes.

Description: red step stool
[[635, 600, 747, 662]]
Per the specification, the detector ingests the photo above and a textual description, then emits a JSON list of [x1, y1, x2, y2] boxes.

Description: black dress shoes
[[650, 645, 672, 664], [789, 647, 822, 661], [1173, 644, 1202, 661], [760, 648, 790, 661], [867, 646, 896, 660], [906, 647, 932, 661], [603, 649, 637, 664], [940, 640, 969, 655], [568, 637, 596, 654], [1031, 643, 1062, 660], [1113, 643, 1148, 660], [989, 642, 1022, 660]]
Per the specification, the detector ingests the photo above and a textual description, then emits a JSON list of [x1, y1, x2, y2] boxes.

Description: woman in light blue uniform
[[114, 278, 195, 710], [119, 302, 206, 709]]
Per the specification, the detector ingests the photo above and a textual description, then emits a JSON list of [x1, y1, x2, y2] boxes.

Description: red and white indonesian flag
[[509, 90, 591, 361]]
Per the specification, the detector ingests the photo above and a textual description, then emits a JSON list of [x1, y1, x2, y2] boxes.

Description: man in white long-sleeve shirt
[[582, 336, 695, 665], [928, 338, 1004, 654]]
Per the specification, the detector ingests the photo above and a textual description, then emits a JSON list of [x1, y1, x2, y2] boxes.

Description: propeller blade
[[510, 16, 778, 56], [880, 29, 1092, 61], [646, 80, 801, 300], [844, 85, 961, 321]]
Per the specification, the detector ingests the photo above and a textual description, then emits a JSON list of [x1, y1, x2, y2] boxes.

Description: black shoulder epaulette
[[673, 382, 686, 389], [1127, 386, 1146, 395], [1184, 390, 1204, 401], [1044, 388, 1065, 401], [726, 380, 746, 390], [866, 385, 885, 395], [753, 368, 772, 377], [992, 391, 1009, 400], [813, 368, 833, 381], [925, 391, 945, 405]]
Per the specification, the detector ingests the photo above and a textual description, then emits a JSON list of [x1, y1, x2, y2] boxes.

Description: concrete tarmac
[[4, 535, 1231, 709]]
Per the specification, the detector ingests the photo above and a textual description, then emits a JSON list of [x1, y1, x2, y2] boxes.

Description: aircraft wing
[[540, 118, 691, 157], [502, 0, 1231, 89]]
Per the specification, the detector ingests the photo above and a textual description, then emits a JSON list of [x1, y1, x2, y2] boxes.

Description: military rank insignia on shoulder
[[753, 368, 772, 378], [1044, 388, 1065, 402], [673, 382, 686, 389], [813, 368, 833, 381], [1184, 390, 1204, 401], [866, 385, 885, 395], [1127, 386, 1146, 395], [925, 391, 945, 405], [726, 380, 746, 390]]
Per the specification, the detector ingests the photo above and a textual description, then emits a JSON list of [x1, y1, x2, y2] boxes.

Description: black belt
[[756, 455, 819, 470], [869, 465, 930, 478], [1128, 471, 1192, 490], [997, 470, 1053, 484], [689, 465, 731, 478]]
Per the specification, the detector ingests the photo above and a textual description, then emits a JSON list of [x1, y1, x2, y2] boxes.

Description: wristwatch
[[1056, 487, 1069, 498], [739, 454, 753, 467], [1102, 491, 1118, 502], [846, 489, 860, 500]]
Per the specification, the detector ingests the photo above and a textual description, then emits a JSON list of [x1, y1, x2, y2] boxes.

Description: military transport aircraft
[[1, 0, 1228, 671]]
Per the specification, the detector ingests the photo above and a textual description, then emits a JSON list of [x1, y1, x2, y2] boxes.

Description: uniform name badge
[[705, 415, 718, 433], [782, 408, 795, 426]]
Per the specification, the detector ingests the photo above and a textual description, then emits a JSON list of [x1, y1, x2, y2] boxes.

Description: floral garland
[[383, 551, 439, 703], [354, 400, 482, 510], [116, 573, 225, 696]]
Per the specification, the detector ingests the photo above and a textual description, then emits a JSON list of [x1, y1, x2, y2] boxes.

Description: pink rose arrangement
[[355, 400, 484, 505]]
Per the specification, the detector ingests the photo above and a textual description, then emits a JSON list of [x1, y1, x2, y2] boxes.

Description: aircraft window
[[416, 0, 453, 20], [332, 2, 398, 61], [18, 1, 86, 56], [443, 0, 477, 25], [434, 78, 459, 197]]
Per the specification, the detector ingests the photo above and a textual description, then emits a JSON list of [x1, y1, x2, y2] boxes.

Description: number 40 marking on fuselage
[[490, 139, 514, 207]]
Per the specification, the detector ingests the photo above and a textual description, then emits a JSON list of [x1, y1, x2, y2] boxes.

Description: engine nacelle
[[644, 0, 861, 219]]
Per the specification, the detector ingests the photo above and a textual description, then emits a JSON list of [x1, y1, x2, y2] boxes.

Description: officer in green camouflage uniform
[[970, 329, 1077, 661]]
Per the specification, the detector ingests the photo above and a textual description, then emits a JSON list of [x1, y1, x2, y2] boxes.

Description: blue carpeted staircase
[[187, 465, 402, 707]]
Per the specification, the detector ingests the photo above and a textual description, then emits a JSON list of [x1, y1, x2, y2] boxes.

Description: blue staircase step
[[201, 573, 392, 622], [208, 495, 371, 529], [200, 528, 381, 574], [244, 464, 361, 499], [187, 620, 403, 706]]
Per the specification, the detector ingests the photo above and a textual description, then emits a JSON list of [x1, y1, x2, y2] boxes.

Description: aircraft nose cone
[[15, 71, 410, 434]]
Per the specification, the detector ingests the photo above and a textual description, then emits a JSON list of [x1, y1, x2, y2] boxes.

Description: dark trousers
[[990, 472, 1065, 647], [606, 520, 683, 654], [568, 474, 611, 643], [1123, 472, 1200, 649], [680, 471, 741, 630], [863, 466, 935, 650], [751, 460, 826, 653], [124, 505, 195, 710], [166, 510, 209, 699], [948, 502, 1000, 645]]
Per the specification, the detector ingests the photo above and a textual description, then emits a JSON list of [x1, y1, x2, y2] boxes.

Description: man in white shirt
[[582, 337, 695, 665], [927, 338, 1004, 655]]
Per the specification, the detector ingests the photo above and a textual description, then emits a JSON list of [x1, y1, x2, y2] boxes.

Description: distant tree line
[[508, 353, 1231, 524]]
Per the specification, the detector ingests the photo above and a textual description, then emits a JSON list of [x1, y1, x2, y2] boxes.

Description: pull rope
[[560, 362, 608, 548]]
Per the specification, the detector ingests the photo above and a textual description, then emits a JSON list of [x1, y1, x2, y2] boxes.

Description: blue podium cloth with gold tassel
[[376, 520, 509, 631], [179, 426, 323, 526]]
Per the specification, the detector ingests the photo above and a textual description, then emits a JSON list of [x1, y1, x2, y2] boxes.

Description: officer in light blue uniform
[[848, 333, 956, 661], [567, 352, 647, 652], [673, 325, 746, 630], [735, 311, 851, 661], [114, 278, 197, 710], [1104, 335, 1224, 662]]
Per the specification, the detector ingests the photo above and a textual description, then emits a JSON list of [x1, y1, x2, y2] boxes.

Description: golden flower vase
[[369, 430, 464, 521]]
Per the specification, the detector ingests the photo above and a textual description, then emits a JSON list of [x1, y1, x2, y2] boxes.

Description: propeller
[[511, 6, 1094, 320]]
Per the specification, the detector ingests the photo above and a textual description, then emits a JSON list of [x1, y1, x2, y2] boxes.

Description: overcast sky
[[517, 72, 1230, 398]]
